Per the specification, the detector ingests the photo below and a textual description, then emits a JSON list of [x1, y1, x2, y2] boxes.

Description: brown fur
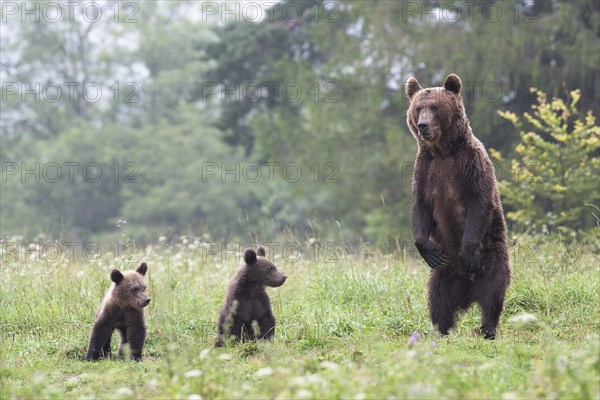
[[215, 246, 287, 347], [406, 74, 511, 339], [86, 263, 151, 361]]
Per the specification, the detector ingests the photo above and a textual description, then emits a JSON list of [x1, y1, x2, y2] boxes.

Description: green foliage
[[116, 103, 254, 242], [2, 0, 600, 244], [494, 88, 600, 236], [1, 240, 598, 398]]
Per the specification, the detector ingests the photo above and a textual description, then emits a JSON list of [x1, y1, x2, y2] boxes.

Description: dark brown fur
[[215, 246, 287, 347], [406, 74, 511, 339], [86, 263, 151, 361]]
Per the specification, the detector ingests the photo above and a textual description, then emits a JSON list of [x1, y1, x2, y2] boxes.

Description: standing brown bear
[[86, 263, 151, 361], [405, 74, 511, 339], [215, 246, 287, 347]]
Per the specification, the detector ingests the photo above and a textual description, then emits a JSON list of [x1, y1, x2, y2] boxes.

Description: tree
[[493, 88, 599, 236]]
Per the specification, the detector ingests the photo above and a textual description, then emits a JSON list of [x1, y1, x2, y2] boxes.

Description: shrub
[[492, 89, 599, 237]]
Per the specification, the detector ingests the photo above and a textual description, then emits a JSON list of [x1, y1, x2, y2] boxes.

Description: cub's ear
[[243, 248, 257, 265], [136, 262, 148, 276], [111, 269, 124, 284], [405, 77, 422, 100], [443, 74, 462, 94], [256, 246, 266, 257]]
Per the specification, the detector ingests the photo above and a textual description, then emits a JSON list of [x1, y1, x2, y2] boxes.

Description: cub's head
[[110, 262, 151, 309], [242, 246, 287, 288], [405, 74, 465, 145]]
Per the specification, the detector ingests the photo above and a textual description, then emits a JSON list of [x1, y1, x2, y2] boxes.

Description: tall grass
[[0, 236, 598, 398]]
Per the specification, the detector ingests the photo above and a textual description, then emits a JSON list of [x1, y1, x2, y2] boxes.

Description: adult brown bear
[[405, 74, 511, 339]]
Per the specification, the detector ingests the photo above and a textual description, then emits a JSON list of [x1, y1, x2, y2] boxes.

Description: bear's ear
[[405, 77, 422, 100], [243, 248, 257, 265], [256, 246, 266, 257], [136, 262, 148, 276], [110, 269, 124, 284], [443, 74, 462, 94]]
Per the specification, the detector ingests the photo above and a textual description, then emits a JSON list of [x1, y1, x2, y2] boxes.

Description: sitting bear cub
[[215, 246, 287, 347], [86, 262, 151, 361]]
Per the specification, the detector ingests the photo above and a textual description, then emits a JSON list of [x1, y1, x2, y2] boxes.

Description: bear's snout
[[417, 122, 435, 140], [271, 274, 287, 287], [143, 298, 151, 307]]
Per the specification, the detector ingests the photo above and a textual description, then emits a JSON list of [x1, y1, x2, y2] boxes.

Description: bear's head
[[242, 246, 287, 288], [110, 262, 151, 309], [405, 74, 466, 147]]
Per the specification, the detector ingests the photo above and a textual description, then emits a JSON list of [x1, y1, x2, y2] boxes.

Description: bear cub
[[215, 246, 287, 347], [86, 262, 151, 361], [406, 74, 511, 339]]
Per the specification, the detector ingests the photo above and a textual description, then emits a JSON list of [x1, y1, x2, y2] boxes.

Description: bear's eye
[[415, 107, 422, 112], [431, 105, 439, 111]]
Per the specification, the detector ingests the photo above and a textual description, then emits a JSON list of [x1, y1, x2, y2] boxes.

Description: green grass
[[1, 238, 599, 399]]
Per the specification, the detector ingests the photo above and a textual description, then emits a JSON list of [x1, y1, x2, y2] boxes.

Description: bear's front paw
[[415, 238, 450, 270], [459, 242, 481, 275]]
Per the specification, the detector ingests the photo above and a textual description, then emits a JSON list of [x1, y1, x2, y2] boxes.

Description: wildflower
[[408, 331, 420, 347], [184, 370, 203, 378], [508, 313, 537, 323], [295, 389, 313, 399], [115, 387, 133, 396], [255, 367, 274, 378], [199, 348, 210, 359], [320, 361, 339, 371]]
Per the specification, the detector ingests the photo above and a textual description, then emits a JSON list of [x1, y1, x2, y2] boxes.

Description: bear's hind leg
[[240, 322, 254, 341], [470, 264, 510, 339], [428, 272, 469, 335], [258, 313, 276, 340], [217, 319, 244, 345]]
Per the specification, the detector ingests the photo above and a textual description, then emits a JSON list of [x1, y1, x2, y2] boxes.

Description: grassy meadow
[[1, 236, 599, 399]]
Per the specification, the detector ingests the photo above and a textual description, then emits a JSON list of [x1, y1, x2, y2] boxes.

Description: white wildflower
[[255, 367, 274, 378], [295, 389, 313, 399], [199, 348, 210, 360], [320, 361, 339, 371], [115, 387, 133, 396], [184, 370, 203, 378], [508, 313, 537, 323]]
